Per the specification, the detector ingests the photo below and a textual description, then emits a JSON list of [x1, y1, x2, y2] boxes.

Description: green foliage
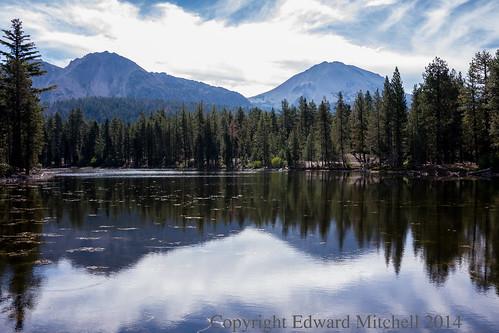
[[407, 85, 425, 167], [333, 93, 348, 167], [366, 89, 383, 160], [460, 51, 492, 162], [417, 58, 462, 164], [249, 160, 263, 169], [488, 50, 499, 157], [350, 91, 368, 166], [0, 19, 50, 174], [271, 156, 284, 168], [389, 67, 408, 168]]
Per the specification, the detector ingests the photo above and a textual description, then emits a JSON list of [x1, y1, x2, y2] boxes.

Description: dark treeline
[[2, 19, 499, 174], [46, 96, 223, 123]]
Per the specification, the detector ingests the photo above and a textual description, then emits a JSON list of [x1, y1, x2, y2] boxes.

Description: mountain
[[249, 61, 386, 109], [34, 51, 251, 107]]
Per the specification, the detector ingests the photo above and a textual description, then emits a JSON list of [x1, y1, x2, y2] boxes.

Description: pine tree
[[110, 118, 125, 166], [367, 89, 383, 165], [42, 117, 54, 167], [281, 99, 294, 140], [350, 91, 368, 166], [221, 110, 234, 168], [314, 98, 333, 167], [133, 113, 147, 167], [288, 127, 300, 168], [407, 85, 425, 166], [66, 109, 86, 165], [180, 106, 192, 167], [459, 52, 492, 162], [83, 120, 101, 165], [206, 107, 220, 168], [0, 19, 51, 174], [474, 51, 493, 156], [0, 69, 8, 173], [231, 108, 242, 165], [253, 112, 270, 166], [380, 76, 393, 166], [420, 57, 461, 164], [390, 67, 408, 168], [463, 55, 488, 162], [53, 113, 63, 166], [194, 104, 205, 168], [303, 133, 315, 167], [298, 96, 314, 146], [489, 50, 499, 157], [333, 93, 349, 167]]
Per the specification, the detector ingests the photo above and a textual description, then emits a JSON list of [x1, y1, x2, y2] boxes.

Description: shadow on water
[[0, 172, 498, 331]]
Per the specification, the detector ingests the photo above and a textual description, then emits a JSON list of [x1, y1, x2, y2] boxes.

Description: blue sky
[[1, 0, 498, 96]]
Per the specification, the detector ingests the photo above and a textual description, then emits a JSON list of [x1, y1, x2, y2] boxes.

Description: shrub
[[249, 160, 263, 169], [271, 156, 284, 168]]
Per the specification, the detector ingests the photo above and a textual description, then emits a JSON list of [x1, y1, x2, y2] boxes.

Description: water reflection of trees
[[0, 185, 44, 331], [0, 173, 498, 330]]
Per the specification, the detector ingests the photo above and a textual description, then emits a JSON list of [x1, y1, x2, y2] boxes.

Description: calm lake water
[[0, 171, 498, 333]]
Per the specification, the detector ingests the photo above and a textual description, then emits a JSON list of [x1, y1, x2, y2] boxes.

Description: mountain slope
[[249, 61, 386, 109], [34, 52, 251, 107]]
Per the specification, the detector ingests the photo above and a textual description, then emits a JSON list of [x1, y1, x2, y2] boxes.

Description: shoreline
[[1, 165, 497, 183]]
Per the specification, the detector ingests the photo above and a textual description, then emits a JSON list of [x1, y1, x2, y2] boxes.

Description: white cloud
[[0, 0, 433, 96], [418, 0, 468, 38], [365, 0, 398, 6], [8, 228, 499, 333], [409, 0, 499, 75], [1, 0, 498, 96], [379, 0, 416, 31]]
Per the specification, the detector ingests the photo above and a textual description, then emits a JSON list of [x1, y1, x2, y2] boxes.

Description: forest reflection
[[0, 172, 498, 331]]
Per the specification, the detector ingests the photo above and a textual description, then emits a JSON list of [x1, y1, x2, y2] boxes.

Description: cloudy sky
[[0, 0, 498, 97]]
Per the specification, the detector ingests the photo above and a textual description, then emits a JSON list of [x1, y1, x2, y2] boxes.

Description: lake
[[0, 171, 498, 332]]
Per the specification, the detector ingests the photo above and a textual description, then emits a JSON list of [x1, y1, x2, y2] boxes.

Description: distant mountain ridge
[[249, 61, 387, 109], [35, 53, 406, 115], [34, 51, 251, 107]]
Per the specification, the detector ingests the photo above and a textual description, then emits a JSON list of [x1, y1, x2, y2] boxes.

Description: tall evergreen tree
[[0, 19, 50, 174], [65, 109, 86, 165], [489, 50, 499, 157], [459, 51, 492, 162], [367, 89, 383, 165], [350, 91, 368, 166], [474, 51, 493, 155], [420, 57, 461, 164], [194, 104, 205, 168], [333, 93, 349, 167], [221, 110, 234, 168], [380, 76, 393, 166], [390, 67, 408, 168], [253, 112, 270, 166], [180, 106, 192, 167], [84, 120, 101, 165], [288, 127, 300, 168], [407, 85, 425, 166], [53, 113, 64, 166], [298, 96, 314, 146], [0, 76, 6, 173]]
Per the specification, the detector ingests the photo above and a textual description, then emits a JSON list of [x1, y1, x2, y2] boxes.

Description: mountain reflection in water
[[0, 172, 498, 332]]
